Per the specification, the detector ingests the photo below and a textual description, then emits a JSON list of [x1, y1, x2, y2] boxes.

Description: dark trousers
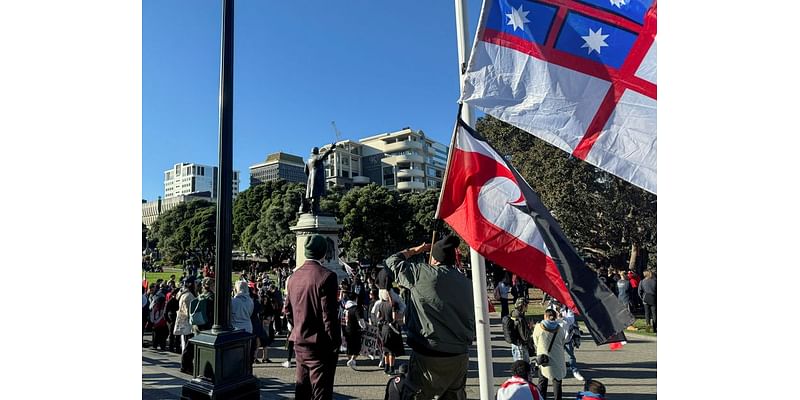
[[402, 351, 468, 400], [500, 298, 510, 319], [294, 349, 338, 400], [152, 325, 168, 350], [644, 303, 656, 331], [181, 334, 194, 374], [166, 323, 179, 353], [537, 375, 562, 400]]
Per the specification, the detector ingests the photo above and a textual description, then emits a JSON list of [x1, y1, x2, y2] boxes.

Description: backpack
[[384, 373, 405, 400], [502, 315, 518, 344], [189, 294, 209, 326]]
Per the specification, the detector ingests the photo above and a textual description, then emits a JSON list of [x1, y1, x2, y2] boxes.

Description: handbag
[[536, 326, 559, 367]]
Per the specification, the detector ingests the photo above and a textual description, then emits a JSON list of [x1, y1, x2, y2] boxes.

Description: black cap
[[304, 234, 328, 260], [431, 234, 460, 265]]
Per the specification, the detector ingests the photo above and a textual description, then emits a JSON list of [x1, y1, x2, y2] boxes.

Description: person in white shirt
[[552, 302, 584, 381]]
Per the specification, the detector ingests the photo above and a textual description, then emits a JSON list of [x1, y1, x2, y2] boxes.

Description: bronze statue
[[301, 143, 337, 214]]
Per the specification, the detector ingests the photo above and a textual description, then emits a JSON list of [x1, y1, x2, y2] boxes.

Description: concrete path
[[144, 308, 656, 399]]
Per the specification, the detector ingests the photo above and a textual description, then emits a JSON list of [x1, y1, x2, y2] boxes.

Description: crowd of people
[[597, 267, 657, 332], [141, 235, 653, 399]]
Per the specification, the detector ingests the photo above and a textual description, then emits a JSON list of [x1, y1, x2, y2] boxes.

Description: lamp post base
[[180, 330, 260, 400]]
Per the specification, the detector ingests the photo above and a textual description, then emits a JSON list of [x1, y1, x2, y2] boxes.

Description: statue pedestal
[[290, 213, 348, 281]]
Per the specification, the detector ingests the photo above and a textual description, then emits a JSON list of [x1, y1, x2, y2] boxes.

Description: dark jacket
[[195, 291, 215, 332], [616, 279, 631, 305], [286, 260, 342, 353], [510, 309, 533, 347], [165, 295, 180, 324], [638, 277, 656, 304], [376, 267, 394, 290]]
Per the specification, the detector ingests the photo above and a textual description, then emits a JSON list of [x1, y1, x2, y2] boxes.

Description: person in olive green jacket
[[385, 234, 475, 400]]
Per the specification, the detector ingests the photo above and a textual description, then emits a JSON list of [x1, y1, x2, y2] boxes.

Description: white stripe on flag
[[634, 39, 657, 84], [585, 89, 657, 193], [462, 41, 612, 154]]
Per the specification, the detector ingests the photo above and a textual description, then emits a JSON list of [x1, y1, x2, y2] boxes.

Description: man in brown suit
[[285, 234, 342, 399]]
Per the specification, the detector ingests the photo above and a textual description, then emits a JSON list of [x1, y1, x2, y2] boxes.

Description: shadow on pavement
[[581, 361, 657, 381], [142, 355, 181, 370]]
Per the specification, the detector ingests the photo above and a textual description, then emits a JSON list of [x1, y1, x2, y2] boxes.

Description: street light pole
[[212, 0, 235, 334], [181, 1, 259, 398]]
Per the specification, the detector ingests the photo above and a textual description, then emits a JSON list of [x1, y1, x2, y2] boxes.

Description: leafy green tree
[[399, 190, 447, 246], [188, 205, 217, 265], [142, 223, 148, 251], [233, 182, 283, 248], [249, 182, 305, 265], [339, 184, 405, 264], [320, 185, 347, 220], [149, 200, 216, 265], [475, 115, 656, 270]]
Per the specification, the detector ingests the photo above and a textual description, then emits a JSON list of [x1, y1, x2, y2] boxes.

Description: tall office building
[[249, 152, 306, 186], [163, 162, 239, 199]]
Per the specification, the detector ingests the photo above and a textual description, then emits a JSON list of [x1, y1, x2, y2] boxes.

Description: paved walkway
[[144, 307, 656, 399]]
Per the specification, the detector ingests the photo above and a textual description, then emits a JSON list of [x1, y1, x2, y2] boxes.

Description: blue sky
[[143, 0, 483, 201]]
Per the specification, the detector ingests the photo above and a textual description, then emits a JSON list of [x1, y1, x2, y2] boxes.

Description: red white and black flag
[[436, 117, 634, 345]]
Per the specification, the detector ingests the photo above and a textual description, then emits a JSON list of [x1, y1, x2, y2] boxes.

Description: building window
[[383, 166, 394, 186]]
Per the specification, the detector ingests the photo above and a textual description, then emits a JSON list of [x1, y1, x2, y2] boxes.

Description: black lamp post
[[181, 0, 259, 398]]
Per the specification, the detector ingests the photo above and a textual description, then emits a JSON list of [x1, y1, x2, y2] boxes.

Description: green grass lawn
[[144, 268, 238, 288], [143, 268, 277, 291]]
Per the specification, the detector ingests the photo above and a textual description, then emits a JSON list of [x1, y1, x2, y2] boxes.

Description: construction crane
[[331, 121, 342, 143]]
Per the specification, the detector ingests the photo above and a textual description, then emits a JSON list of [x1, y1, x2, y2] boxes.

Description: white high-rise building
[[163, 162, 240, 199], [317, 128, 448, 192]]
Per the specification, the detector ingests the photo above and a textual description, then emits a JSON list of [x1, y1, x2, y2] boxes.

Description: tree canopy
[[475, 115, 656, 271], [246, 182, 305, 265], [149, 200, 216, 265]]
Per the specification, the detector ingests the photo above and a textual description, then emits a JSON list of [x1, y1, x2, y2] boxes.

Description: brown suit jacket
[[286, 260, 341, 353]]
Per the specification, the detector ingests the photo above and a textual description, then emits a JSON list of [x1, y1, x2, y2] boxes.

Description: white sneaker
[[573, 370, 585, 381], [282, 361, 291, 368], [347, 359, 357, 369]]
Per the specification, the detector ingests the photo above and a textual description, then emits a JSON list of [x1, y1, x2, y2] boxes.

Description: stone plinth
[[290, 213, 348, 281]]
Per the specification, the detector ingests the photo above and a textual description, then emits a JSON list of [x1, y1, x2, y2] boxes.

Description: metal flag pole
[[454, 0, 494, 399]]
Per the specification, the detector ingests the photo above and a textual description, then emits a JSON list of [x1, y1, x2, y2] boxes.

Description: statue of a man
[[301, 144, 337, 214]]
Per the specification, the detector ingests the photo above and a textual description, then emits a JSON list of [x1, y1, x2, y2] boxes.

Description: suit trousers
[[294, 348, 339, 400]]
